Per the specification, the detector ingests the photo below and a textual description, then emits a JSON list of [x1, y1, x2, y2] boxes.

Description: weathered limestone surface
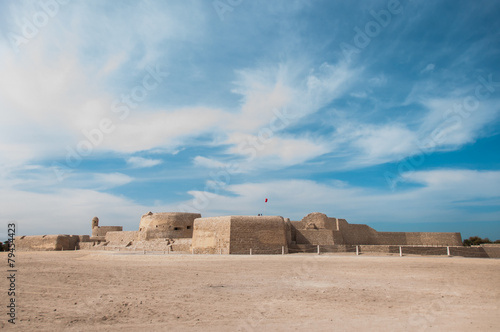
[[138, 212, 201, 240], [289, 213, 463, 247], [91, 216, 122, 237], [230, 216, 288, 254], [295, 230, 334, 245], [480, 244, 500, 258], [192, 216, 231, 254], [15, 235, 88, 251], [375, 232, 462, 246], [192, 216, 288, 254], [18, 211, 466, 254], [106, 231, 139, 246], [92, 226, 123, 237], [89, 212, 202, 251]]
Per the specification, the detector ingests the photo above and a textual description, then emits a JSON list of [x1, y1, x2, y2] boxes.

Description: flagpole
[[264, 198, 268, 216]]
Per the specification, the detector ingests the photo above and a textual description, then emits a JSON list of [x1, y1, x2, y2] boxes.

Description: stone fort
[[16, 211, 468, 254]]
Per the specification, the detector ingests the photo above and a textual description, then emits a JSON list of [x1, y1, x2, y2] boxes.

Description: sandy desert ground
[[1, 251, 499, 331]]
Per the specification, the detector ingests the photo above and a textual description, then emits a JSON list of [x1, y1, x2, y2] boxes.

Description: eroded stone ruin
[[16, 211, 467, 254]]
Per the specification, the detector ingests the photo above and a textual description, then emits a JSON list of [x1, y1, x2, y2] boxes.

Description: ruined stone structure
[[138, 212, 201, 240], [95, 212, 201, 251], [16, 235, 89, 251], [15, 211, 466, 254], [191, 216, 288, 254], [91, 216, 122, 242], [289, 212, 463, 246]]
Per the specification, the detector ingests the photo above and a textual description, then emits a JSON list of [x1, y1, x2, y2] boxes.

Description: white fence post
[[399, 246, 402, 257], [356, 245, 359, 256], [447, 246, 450, 256], [250, 248, 252, 255], [317, 245, 320, 255]]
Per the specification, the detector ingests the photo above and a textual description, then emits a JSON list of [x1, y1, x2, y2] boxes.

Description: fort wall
[[290, 214, 462, 247], [192, 216, 231, 254], [295, 229, 334, 245], [138, 212, 201, 240], [106, 231, 139, 246], [480, 244, 500, 258], [338, 222, 378, 245], [92, 226, 122, 237], [229, 216, 287, 254], [374, 232, 462, 246], [15, 235, 89, 251]]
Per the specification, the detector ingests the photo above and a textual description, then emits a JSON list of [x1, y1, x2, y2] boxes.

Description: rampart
[[191, 216, 231, 254], [230, 216, 288, 254], [16, 211, 469, 255], [105, 231, 139, 246], [374, 232, 462, 246], [92, 226, 122, 237], [138, 212, 201, 240], [289, 213, 462, 247], [192, 216, 288, 254], [15, 235, 89, 251], [91, 217, 122, 238], [480, 244, 500, 258]]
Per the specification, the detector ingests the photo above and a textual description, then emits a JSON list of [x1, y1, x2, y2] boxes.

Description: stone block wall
[[92, 226, 123, 237], [15, 235, 86, 251], [79, 242, 95, 250], [192, 216, 288, 254], [229, 216, 287, 254], [480, 244, 500, 258], [338, 222, 378, 245], [138, 212, 201, 240], [191, 216, 231, 254], [106, 231, 139, 246], [288, 214, 463, 247], [375, 232, 462, 246], [295, 229, 334, 245]]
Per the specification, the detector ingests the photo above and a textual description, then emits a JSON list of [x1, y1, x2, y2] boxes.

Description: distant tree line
[[1, 241, 11, 251], [463, 236, 500, 246]]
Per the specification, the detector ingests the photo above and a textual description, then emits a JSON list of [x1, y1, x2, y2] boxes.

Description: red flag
[[265, 198, 268, 202]]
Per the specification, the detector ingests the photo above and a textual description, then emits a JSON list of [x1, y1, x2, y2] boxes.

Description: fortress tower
[[90, 216, 122, 239]]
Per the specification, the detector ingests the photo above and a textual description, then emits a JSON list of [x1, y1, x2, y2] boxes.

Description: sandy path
[[1, 251, 499, 331]]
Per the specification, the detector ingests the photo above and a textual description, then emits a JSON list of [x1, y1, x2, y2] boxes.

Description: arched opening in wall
[[186, 226, 191, 230], [174, 227, 183, 231]]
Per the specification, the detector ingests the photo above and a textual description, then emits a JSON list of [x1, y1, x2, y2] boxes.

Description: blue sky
[[1, 0, 499, 241]]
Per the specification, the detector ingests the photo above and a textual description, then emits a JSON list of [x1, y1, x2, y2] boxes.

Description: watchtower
[[92, 216, 99, 229]]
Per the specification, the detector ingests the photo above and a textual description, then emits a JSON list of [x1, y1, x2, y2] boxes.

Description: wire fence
[[287, 245, 492, 258], [83, 244, 494, 258]]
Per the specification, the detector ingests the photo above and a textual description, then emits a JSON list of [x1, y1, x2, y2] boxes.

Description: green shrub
[[463, 236, 492, 246]]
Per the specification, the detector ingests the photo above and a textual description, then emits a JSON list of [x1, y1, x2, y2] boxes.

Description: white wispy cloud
[[176, 169, 500, 224], [193, 156, 229, 169], [417, 97, 500, 149], [90, 172, 134, 190], [102, 107, 226, 153], [127, 157, 162, 169], [3, 168, 498, 236], [420, 63, 435, 74]]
